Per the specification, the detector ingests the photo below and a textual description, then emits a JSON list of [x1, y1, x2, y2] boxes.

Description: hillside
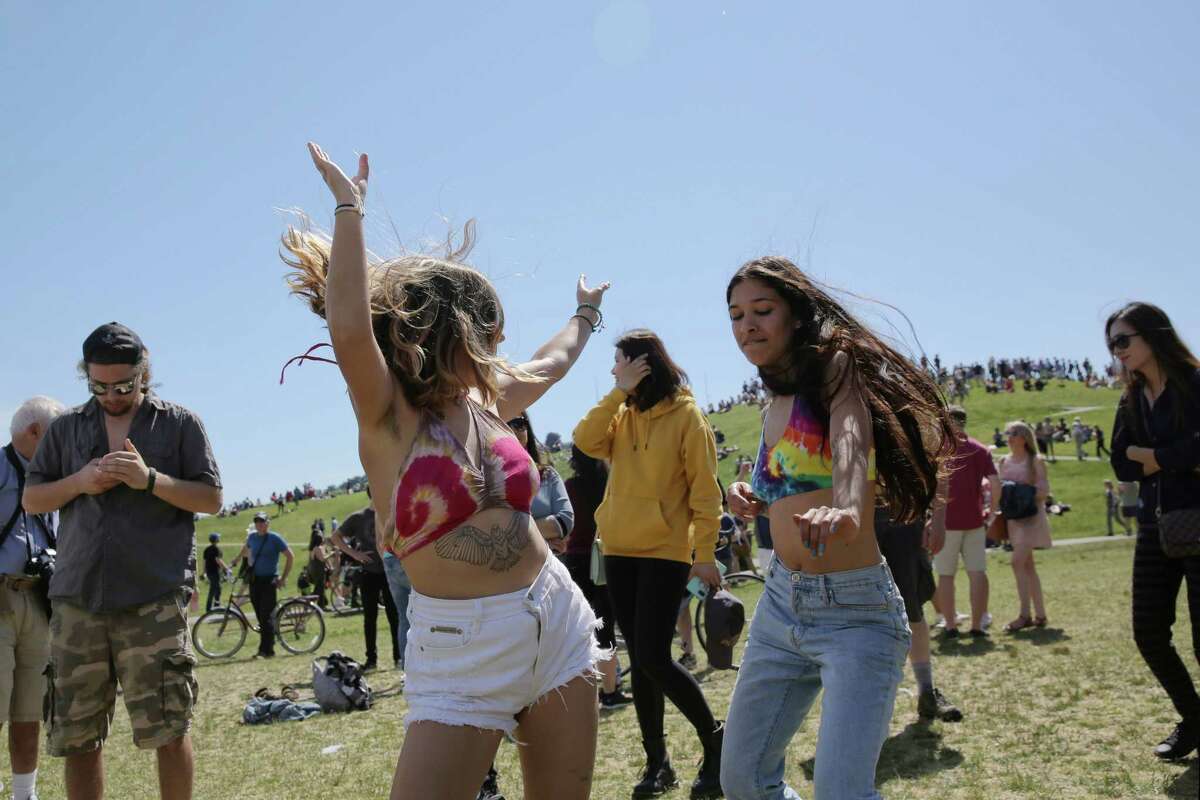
[[200, 380, 1123, 558]]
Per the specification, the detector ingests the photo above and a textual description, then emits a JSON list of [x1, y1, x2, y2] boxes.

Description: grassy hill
[[203, 379, 1123, 558]]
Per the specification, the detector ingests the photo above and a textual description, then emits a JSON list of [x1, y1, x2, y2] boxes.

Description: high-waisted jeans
[[721, 557, 910, 800]]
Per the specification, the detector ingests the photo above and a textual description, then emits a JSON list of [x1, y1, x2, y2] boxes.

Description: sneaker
[[678, 652, 698, 670], [477, 767, 505, 800], [252, 651, 275, 660], [981, 611, 993, 630], [968, 628, 989, 639], [940, 627, 960, 640], [917, 687, 964, 722], [1154, 720, 1199, 761], [600, 689, 634, 709]]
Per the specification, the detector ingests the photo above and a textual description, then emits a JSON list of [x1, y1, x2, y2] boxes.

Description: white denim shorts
[[403, 554, 604, 736]]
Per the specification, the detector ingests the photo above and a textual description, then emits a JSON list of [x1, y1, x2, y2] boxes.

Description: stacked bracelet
[[334, 202, 363, 218], [575, 303, 603, 332]]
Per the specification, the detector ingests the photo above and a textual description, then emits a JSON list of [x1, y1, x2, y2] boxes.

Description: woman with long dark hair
[[285, 144, 610, 800], [721, 256, 953, 800], [1108, 301, 1200, 761], [573, 329, 725, 799]]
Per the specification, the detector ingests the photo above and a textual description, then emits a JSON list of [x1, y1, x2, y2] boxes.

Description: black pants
[[605, 556, 717, 741], [249, 576, 278, 656], [1133, 524, 1200, 724], [360, 570, 400, 664], [205, 570, 222, 612], [561, 552, 616, 650]]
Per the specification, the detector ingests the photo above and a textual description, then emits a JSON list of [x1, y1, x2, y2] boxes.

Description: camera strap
[[0, 445, 53, 561]]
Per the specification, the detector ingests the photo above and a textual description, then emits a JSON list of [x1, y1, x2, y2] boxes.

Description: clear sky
[[3, 2, 1197, 504]]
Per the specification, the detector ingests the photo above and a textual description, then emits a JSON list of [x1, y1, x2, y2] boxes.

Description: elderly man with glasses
[[22, 322, 222, 800]]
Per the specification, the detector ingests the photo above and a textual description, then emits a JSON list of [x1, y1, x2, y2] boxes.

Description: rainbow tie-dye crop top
[[387, 399, 540, 560], [750, 394, 875, 506]]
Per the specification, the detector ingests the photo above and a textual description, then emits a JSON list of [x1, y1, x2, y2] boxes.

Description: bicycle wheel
[[192, 608, 248, 659], [275, 599, 326, 654]]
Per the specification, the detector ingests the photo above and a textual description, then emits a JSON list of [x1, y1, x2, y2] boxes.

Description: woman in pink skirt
[[999, 421, 1052, 631]]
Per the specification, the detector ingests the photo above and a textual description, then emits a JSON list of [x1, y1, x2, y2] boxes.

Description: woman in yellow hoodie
[[574, 329, 725, 800]]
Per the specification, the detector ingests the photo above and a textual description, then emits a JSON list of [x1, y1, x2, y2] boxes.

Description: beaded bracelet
[[574, 303, 603, 333]]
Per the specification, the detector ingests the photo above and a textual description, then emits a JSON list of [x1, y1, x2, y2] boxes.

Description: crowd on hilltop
[[705, 378, 767, 415]]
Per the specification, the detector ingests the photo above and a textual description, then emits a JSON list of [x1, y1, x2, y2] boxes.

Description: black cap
[[82, 322, 144, 365], [253, 512, 269, 522], [703, 589, 746, 670]]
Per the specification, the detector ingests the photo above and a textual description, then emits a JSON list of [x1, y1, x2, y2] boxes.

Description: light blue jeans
[[721, 557, 910, 800], [382, 553, 412, 668]]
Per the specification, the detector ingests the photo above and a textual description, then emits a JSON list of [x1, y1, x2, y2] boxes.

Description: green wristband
[[146, 468, 157, 493]]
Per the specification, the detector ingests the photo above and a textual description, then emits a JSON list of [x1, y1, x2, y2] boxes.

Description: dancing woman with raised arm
[[283, 144, 610, 800], [720, 257, 953, 800]]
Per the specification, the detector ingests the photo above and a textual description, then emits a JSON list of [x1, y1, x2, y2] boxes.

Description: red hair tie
[[279, 342, 339, 384]]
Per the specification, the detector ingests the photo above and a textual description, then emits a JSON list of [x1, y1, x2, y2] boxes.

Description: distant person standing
[[1094, 425, 1111, 459], [333, 503, 400, 670], [202, 533, 228, 612], [1071, 417, 1088, 461], [231, 512, 293, 659], [935, 406, 1000, 638], [23, 322, 222, 800], [1108, 301, 1200, 761], [1103, 480, 1131, 537]]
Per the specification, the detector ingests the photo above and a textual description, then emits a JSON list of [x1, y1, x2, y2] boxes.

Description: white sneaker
[[981, 612, 993, 630]]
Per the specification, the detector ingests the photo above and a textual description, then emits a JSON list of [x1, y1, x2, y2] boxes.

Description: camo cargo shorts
[[45, 590, 198, 756]]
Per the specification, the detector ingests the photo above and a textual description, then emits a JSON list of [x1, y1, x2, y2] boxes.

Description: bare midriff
[[765, 484, 884, 574]]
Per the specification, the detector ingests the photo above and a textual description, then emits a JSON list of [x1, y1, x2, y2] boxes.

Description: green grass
[[9, 541, 1196, 799]]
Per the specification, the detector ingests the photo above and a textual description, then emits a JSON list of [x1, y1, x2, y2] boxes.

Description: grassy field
[[8, 540, 1196, 799], [19, 379, 1183, 798]]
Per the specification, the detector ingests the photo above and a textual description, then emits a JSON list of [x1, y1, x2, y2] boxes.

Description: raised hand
[[307, 142, 368, 208], [576, 274, 611, 309], [613, 352, 651, 394]]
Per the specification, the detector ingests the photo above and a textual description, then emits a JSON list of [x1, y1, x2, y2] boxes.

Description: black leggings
[[560, 553, 616, 650], [360, 570, 400, 664], [1133, 524, 1200, 723], [605, 556, 716, 741]]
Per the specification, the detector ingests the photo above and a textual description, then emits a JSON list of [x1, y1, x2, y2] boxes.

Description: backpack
[[312, 652, 373, 712]]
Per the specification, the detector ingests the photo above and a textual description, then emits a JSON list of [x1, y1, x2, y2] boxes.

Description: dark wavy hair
[[1106, 302, 1199, 437], [726, 256, 954, 523], [567, 445, 608, 510], [508, 412, 549, 477], [615, 329, 689, 412]]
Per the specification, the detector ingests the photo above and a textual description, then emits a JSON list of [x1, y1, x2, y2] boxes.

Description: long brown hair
[[726, 256, 954, 523], [615, 329, 689, 412], [1105, 302, 1200, 439], [281, 219, 537, 411]]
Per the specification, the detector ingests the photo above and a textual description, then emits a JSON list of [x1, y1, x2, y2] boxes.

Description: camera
[[24, 548, 55, 582]]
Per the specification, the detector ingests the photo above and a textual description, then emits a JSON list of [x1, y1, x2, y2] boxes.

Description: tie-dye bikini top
[[387, 399, 540, 559], [751, 394, 876, 506]]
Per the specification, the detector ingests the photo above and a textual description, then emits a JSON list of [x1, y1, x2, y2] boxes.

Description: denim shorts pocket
[[828, 581, 889, 610], [409, 617, 478, 651]]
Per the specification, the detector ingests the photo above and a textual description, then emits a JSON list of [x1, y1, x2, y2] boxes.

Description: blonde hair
[[1004, 420, 1040, 482], [280, 219, 537, 411]]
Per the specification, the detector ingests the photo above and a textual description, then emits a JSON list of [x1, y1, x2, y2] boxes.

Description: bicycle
[[192, 580, 326, 659]]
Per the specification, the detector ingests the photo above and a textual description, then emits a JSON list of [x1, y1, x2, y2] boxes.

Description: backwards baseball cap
[[703, 589, 746, 670], [253, 512, 269, 522], [82, 322, 144, 365]]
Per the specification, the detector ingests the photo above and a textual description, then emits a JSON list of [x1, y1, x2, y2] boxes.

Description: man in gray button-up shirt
[[23, 322, 222, 799]]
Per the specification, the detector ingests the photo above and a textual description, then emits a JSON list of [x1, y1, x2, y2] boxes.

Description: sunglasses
[[1107, 332, 1139, 353], [507, 418, 529, 430], [88, 377, 139, 396]]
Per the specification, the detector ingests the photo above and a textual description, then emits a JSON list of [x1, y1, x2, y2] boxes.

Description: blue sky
[[3, 2, 1198, 504]]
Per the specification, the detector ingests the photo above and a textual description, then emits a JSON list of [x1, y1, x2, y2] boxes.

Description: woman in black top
[[1108, 301, 1200, 761]]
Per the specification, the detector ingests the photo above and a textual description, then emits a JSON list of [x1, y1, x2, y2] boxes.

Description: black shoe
[[363, 658, 378, 671], [917, 687, 964, 722], [477, 766, 505, 800], [632, 737, 678, 798], [690, 722, 724, 799], [1154, 721, 1199, 761], [678, 652, 698, 670], [600, 689, 634, 709], [968, 628, 988, 639], [941, 627, 960, 640]]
